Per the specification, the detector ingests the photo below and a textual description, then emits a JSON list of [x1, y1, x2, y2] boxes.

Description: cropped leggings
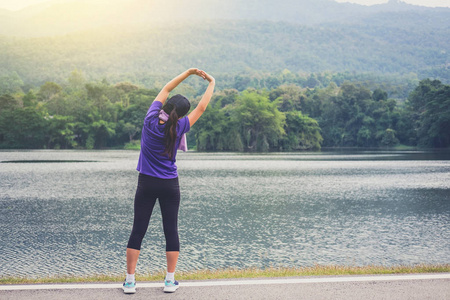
[[127, 173, 180, 251]]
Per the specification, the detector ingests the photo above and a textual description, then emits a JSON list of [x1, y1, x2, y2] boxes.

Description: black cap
[[164, 94, 191, 117]]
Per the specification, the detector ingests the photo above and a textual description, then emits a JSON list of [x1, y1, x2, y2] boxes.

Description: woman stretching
[[123, 68, 215, 294]]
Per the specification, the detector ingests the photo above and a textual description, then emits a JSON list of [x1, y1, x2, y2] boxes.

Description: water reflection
[[0, 150, 449, 278]]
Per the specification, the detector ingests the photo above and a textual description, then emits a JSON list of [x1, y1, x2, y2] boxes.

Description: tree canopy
[[0, 76, 448, 150]]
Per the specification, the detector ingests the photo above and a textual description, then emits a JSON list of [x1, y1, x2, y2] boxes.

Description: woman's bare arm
[[154, 68, 205, 104], [188, 72, 215, 127]]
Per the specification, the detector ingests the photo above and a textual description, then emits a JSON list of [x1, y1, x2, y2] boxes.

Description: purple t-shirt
[[136, 101, 190, 179]]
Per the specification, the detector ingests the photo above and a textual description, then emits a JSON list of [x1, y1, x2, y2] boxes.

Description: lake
[[0, 150, 449, 278]]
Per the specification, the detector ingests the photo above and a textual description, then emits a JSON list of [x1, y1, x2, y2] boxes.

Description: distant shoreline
[[1, 264, 449, 285], [4, 145, 450, 152]]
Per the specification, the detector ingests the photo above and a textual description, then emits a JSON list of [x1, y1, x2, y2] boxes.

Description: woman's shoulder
[[144, 101, 163, 126], [177, 116, 190, 135]]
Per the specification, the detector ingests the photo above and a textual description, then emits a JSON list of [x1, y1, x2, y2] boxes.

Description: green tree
[[0, 107, 46, 148], [123, 122, 139, 143], [22, 90, 37, 107], [0, 94, 21, 112], [190, 102, 243, 151], [38, 82, 62, 102], [381, 128, 399, 147], [281, 111, 323, 150], [46, 115, 76, 149], [234, 90, 285, 151], [89, 120, 116, 149], [114, 82, 139, 108], [372, 88, 388, 101], [270, 85, 304, 112], [408, 80, 450, 147]]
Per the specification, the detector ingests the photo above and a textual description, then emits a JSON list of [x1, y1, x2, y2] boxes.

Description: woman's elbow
[[197, 105, 207, 113]]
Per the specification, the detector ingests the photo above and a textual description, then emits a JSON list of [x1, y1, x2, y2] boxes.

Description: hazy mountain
[[1, 19, 448, 86], [1, 0, 448, 37], [0, 0, 448, 85]]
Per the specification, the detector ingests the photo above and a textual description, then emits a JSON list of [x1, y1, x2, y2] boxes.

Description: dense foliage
[[407, 79, 450, 148], [1, 74, 448, 150]]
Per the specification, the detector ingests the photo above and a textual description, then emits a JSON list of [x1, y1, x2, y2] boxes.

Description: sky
[[335, 0, 450, 6], [0, 0, 449, 11]]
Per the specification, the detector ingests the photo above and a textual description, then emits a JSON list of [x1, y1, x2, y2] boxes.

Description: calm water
[[0, 150, 449, 278]]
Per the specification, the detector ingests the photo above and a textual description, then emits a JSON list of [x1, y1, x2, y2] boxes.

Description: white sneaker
[[163, 280, 179, 293], [122, 280, 136, 294]]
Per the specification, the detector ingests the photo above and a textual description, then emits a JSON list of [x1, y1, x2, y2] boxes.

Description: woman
[[123, 68, 215, 294]]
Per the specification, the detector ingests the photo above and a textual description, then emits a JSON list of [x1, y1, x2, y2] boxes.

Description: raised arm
[[154, 68, 205, 104], [188, 72, 215, 127]]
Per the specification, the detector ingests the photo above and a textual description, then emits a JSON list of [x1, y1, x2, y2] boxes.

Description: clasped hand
[[188, 68, 214, 83]]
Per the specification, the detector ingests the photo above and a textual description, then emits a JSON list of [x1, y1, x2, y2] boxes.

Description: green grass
[[123, 140, 141, 150], [1, 264, 448, 285], [392, 144, 418, 150]]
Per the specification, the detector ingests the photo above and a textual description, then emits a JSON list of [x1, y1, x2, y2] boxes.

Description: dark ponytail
[[162, 103, 179, 159], [161, 94, 190, 159]]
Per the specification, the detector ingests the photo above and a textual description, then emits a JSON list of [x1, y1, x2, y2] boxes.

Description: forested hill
[[1, 19, 448, 86], [0, 0, 449, 87]]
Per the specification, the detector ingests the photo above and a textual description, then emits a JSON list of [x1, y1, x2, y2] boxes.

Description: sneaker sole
[[163, 285, 179, 293], [122, 287, 136, 294]]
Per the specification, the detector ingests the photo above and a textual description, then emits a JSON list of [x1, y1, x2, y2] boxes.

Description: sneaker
[[163, 280, 179, 293], [122, 280, 136, 294]]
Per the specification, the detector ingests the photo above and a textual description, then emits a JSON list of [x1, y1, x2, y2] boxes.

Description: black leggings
[[127, 173, 180, 251]]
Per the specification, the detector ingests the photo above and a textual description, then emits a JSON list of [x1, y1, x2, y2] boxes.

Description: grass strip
[[1, 264, 449, 285]]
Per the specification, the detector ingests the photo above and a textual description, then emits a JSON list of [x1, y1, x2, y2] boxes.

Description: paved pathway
[[1, 273, 449, 299]]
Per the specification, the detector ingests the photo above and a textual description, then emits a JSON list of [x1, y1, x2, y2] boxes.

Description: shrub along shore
[[1, 264, 448, 285]]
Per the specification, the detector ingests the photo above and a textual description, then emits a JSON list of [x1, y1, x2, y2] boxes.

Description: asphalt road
[[1, 274, 449, 300]]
